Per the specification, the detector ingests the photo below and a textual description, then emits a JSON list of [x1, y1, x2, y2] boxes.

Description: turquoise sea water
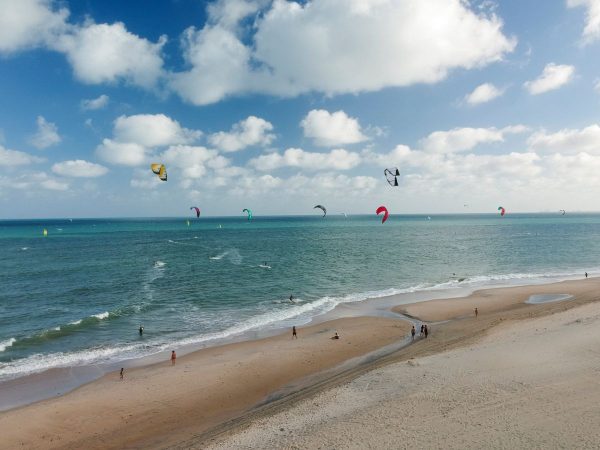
[[1, 213, 599, 381]]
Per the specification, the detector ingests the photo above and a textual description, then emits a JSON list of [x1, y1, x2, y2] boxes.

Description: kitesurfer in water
[[139, 325, 144, 336], [289, 294, 295, 303]]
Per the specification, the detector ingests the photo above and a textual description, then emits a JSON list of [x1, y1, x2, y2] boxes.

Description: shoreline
[[1, 276, 599, 448], [0, 269, 590, 411]]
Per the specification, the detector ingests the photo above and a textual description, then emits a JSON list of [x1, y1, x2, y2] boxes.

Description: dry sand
[[0, 317, 409, 450], [205, 291, 600, 449]]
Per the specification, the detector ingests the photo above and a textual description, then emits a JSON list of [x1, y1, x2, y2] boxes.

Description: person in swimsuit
[[120, 368, 124, 380], [171, 350, 176, 365], [411, 326, 416, 341], [475, 307, 478, 318], [292, 326, 297, 339]]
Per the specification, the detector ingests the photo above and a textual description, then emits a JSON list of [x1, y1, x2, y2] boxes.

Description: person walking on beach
[[292, 326, 297, 339], [411, 325, 416, 341], [475, 307, 478, 318], [171, 350, 176, 365], [424, 325, 429, 338], [120, 368, 124, 380], [420, 324, 424, 337]]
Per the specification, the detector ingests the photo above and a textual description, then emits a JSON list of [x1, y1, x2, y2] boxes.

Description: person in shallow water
[[585, 272, 588, 278], [411, 325, 416, 340], [424, 325, 429, 338], [289, 294, 295, 303], [139, 325, 144, 335]]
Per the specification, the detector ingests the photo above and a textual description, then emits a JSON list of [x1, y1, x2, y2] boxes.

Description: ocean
[[1, 213, 599, 383]]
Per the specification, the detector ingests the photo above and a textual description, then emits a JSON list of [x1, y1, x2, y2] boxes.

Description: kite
[[376, 206, 389, 224], [314, 205, 327, 217], [498, 206, 506, 217], [243, 208, 253, 220], [559, 209, 566, 216], [190, 206, 200, 218], [150, 163, 167, 181], [384, 168, 400, 187]]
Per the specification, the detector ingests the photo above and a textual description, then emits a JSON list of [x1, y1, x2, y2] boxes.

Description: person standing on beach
[[585, 272, 588, 278], [171, 350, 176, 365], [411, 326, 416, 341], [120, 368, 124, 380], [475, 307, 478, 318], [292, 326, 297, 339], [424, 325, 429, 338]]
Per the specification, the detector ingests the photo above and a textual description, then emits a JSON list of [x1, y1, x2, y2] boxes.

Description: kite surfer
[[289, 294, 295, 303], [139, 325, 144, 336]]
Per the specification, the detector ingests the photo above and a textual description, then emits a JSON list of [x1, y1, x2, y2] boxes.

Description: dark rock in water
[[458, 278, 465, 282]]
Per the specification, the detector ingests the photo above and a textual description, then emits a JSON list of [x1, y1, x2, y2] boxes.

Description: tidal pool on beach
[[526, 294, 573, 304]]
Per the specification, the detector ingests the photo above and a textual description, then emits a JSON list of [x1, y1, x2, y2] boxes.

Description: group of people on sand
[[410, 324, 429, 340]]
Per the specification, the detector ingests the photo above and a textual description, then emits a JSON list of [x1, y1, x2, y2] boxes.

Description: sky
[[1, 0, 600, 218]]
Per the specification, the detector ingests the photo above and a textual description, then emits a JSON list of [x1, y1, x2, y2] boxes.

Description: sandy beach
[[206, 293, 600, 449], [0, 317, 410, 450], [2, 277, 600, 449]]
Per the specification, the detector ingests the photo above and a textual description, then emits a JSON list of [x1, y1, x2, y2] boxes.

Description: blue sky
[[1, 0, 600, 218]]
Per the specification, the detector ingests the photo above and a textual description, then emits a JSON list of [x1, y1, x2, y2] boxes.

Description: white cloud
[[29, 116, 61, 149], [301, 110, 367, 147], [130, 168, 163, 189], [161, 145, 228, 179], [524, 63, 575, 95], [567, 0, 600, 44], [170, 0, 515, 105], [208, 116, 275, 152], [0, 0, 68, 54], [0, 145, 44, 166], [250, 148, 361, 171], [53, 22, 166, 88], [114, 114, 201, 148], [0, 2, 165, 89], [465, 83, 504, 105], [52, 160, 108, 177], [527, 124, 600, 154], [419, 126, 526, 153], [0, 172, 68, 191], [81, 94, 109, 110], [96, 139, 147, 166]]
